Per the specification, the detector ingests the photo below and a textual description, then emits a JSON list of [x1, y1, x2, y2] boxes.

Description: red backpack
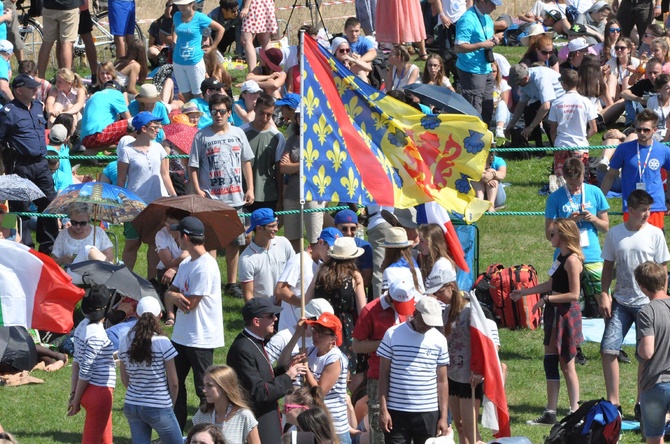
[[489, 264, 541, 330]]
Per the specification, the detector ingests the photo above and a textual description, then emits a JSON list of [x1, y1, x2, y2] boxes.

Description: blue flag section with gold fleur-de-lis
[[300, 34, 493, 223]]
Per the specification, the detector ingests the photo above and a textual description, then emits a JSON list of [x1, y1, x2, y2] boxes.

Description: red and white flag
[[417, 202, 469, 272], [469, 293, 511, 437], [0, 240, 85, 334]]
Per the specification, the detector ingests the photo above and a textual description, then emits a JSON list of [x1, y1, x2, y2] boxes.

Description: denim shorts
[[640, 382, 670, 438], [600, 299, 643, 355]]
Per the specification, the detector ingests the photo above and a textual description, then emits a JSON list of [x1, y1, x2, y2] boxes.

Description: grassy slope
[[0, 45, 658, 443]]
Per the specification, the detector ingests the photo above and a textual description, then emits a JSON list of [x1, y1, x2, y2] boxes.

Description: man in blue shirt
[[454, 0, 501, 124], [344, 17, 377, 63], [0, 74, 58, 253]]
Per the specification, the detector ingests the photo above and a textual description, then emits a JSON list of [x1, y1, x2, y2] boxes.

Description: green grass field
[[0, 44, 659, 443]]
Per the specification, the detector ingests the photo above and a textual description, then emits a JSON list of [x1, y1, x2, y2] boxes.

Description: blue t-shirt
[[354, 237, 373, 270], [0, 57, 10, 81], [348, 37, 374, 57], [193, 97, 213, 128], [173, 11, 212, 65], [545, 183, 610, 264], [103, 161, 119, 186], [128, 100, 170, 142], [80, 89, 129, 138], [231, 99, 246, 126], [52, 169, 69, 192], [609, 140, 670, 213], [48, 143, 73, 188], [490, 155, 506, 170], [455, 6, 493, 75], [0, 2, 6, 41]]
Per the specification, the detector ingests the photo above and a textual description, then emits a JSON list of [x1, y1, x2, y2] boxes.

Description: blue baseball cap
[[318, 227, 343, 246], [334, 209, 358, 225], [246, 208, 277, 233], [132, 111, 162, 131], [276, 93, 300, 110]]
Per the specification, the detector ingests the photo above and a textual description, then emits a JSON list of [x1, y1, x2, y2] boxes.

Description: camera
[[484, 48, 495, 63]]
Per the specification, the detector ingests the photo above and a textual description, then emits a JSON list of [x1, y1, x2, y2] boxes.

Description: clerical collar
[[244, 328, 264, 341]]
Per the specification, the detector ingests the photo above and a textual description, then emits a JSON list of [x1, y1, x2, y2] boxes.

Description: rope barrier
[[13, 204, 356, 220]]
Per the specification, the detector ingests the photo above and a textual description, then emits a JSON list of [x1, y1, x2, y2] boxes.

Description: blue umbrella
[[404, 83, 482, 119], [43, 182, 146, 225]]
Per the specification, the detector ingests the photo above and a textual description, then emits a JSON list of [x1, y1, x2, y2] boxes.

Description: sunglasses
[[338, 225, 357, 233], [539, 50, 553, 55], [210, 108, 228, 115], [609, 28, 621, 33], [645, 33, 658, 38], [70, 220, 89, 227], [338, 48, 351, 54], [635, 127, 653, 134], [614, 46, 628, 51]]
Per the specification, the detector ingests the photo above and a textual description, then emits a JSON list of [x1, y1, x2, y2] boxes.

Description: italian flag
[[0, 240, 85, 334]]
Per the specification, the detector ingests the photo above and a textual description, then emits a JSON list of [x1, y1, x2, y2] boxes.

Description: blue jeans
[[624, 100, 643, 126], [640, 382, 670, 438], [124, 404, 183, 444], [339, 432, 353, 444], [600, 299, 643, 355]]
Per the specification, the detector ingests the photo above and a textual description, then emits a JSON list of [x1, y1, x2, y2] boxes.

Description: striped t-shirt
[[73, 319, 116, 388], [119, 334, 178, 409], [377, 322, 449, 412], [307, 346, 349, 434]]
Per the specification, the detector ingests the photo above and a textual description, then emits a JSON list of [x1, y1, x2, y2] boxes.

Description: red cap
[[306, 312, 343, 346]]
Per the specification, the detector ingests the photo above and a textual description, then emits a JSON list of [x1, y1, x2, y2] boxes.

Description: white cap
[[568, 37, 589, 53], [424, 258, 457, 294], [241, 80, 262, 94], [294, 298, 334, 320], [137, 297, 162, 317], [415, 297, 443, 327]]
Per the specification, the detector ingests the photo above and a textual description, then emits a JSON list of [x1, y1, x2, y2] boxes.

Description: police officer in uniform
[[0, 74, 58, 254]]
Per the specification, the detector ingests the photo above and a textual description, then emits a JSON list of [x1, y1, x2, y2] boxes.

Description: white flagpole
[[298, 29, 306, 353]]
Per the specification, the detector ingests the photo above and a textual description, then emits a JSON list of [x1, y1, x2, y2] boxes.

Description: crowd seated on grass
[[5, 0, 670, 442]]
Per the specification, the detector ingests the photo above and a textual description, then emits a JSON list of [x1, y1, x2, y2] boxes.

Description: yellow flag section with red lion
[[300, 35, 491, 223]]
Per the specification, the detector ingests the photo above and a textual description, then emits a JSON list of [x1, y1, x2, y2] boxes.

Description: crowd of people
[[3, 0, 670, 442]]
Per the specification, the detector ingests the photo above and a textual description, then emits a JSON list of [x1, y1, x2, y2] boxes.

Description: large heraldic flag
[[300, 34, 492, 223]]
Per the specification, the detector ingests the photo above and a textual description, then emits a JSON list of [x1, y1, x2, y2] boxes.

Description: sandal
[[416, 53, 429, 61], [165, 316, 175, 326]]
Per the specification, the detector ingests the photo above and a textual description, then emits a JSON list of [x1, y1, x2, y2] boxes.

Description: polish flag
[[416, 202, 469, 272], [469, 294, 511, 437], [0, 240, 85, 334]]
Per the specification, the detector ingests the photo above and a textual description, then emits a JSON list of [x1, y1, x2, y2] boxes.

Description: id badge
[[579, 228, 589, 247], [636, 182, 646, 190], [548, 259, 560, 276]]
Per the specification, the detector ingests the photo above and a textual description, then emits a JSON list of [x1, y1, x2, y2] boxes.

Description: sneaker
[[618, 349, 631, 364], [527, 410, 557, 426], [575, 347, 587, 365], [495, 127, 506, 139], [597, 158, 609, 172], [225, 283, 244, 299], [634, 403, 641, 422]]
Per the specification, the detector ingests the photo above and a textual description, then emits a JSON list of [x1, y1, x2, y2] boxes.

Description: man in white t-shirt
[[432, 0, 472, 84], [239, 208, 294, 301], [547, 69, 597, 178], [598, 190, 670, 412], [378, 297, 450, 442], [189, 93, 254, 300], [164, 216, 225, 431], [274, 227, 342, 332]]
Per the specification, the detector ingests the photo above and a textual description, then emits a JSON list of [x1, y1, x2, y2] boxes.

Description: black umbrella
[[69, 261, 160, 302], [404, 83, 482, 119], [0, 326, 37, 372]]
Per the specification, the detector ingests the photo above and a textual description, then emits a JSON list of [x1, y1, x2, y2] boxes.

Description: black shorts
[[448, 378, 483, 400], [78, 9, 93, 35]]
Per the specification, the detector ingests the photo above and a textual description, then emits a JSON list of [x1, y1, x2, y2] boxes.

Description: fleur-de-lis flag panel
[[301, 35, 492, 223]]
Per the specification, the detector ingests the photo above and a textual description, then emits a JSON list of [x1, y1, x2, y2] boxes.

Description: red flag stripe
[[304, 36, 395, 205]]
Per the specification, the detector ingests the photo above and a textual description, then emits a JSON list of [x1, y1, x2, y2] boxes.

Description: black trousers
[[6, 155, 58, 254], [524, 100, 554, 148], [384, 409, 439, 444], [617, 0, 654, 40], [172, 342, 214, 431]]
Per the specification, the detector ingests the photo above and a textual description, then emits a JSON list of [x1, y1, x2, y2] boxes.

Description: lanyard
[[637, 142, 653, 182], [563, 184, 585, 212], [393, 65, 407, 90]]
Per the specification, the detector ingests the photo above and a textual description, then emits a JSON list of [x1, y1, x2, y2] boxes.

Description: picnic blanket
[[581, 318, 636, 346]]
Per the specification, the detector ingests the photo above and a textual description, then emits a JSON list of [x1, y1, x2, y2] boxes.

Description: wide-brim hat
[[383, 226, 411, 248], [521, 23, 555, 47], [181, 102, 204, 116], [328, 237, 364, 260], [260, 47, 283, 72], [136, 84, 160, 103]]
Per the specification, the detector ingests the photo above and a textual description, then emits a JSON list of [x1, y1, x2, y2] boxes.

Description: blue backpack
[[502, 23, 530, 47]]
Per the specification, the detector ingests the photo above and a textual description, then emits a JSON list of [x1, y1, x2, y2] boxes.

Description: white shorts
[[172, 60, 206, 95]]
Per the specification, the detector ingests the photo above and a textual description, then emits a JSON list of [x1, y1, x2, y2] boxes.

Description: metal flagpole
[[298, 29, 306, 354]]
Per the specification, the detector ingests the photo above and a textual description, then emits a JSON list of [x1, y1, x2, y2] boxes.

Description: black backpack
[[369, 52, 389, 91], [545, 399, 621, 444]]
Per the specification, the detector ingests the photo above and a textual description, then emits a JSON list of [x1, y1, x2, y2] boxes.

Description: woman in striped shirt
[[68, 285, 116, 444], [119, 297, 182, 444], [303, 313, 350, 444]]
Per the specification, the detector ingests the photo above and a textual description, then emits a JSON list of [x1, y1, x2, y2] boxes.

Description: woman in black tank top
[[511, 219, 584, 425]]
